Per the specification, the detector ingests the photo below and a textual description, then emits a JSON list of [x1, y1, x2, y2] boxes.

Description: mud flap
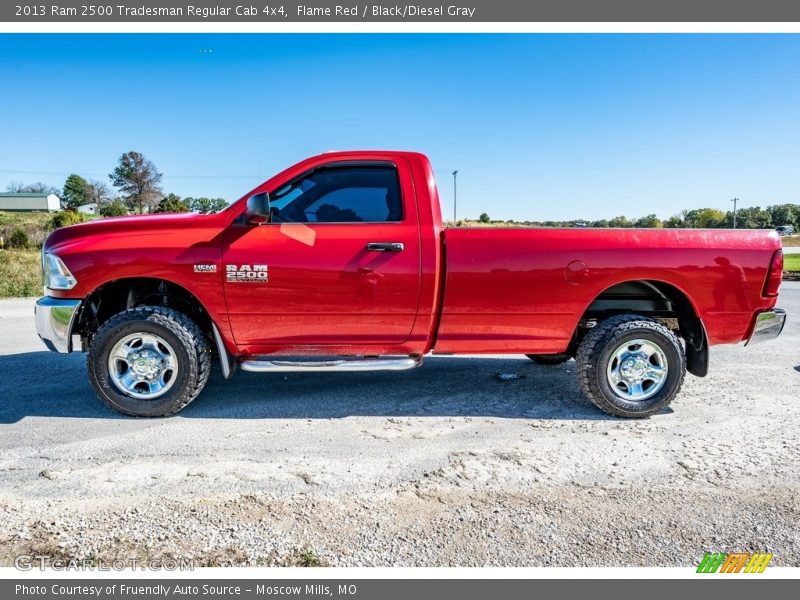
[[685, 330, 709, 377]]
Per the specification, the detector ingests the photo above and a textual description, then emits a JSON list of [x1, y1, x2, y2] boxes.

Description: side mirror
[[244, 192, 270, 225]]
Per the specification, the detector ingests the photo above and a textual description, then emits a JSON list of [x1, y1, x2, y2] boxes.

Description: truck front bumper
[[745, 308, 786, 346], [35, 297, 81, 353]]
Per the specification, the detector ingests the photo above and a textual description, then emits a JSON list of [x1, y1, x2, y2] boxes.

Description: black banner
[[4, 0, 800, 22]]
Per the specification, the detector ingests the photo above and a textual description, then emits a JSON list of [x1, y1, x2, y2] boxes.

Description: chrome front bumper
[[34, 297, 82, 353], [746, 308, 786, 346]]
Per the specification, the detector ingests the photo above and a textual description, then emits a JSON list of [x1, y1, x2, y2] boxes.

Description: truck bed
[[435, 227, 781, 354]]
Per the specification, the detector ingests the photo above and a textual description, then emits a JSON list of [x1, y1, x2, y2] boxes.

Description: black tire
[[575, 314, 686, 418], [526, 353, 571, 365], [87, 306, 211, 417]]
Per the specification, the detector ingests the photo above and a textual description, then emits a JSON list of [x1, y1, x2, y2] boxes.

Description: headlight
[[42, 253, 77, 290]]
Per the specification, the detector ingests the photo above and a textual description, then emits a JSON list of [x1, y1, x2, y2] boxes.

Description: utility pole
[[731, 197, 738, 229], [452, 170, 458, 224]]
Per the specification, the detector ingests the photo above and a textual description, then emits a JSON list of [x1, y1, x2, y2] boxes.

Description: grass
[[0, 212, 48, 297], [292, 548, 323, 567], [0, 210, 85, 298], [0, 249, 41, 297], [784, 254, 800, 272], [0, 211, 53, 248], [781, 235, 800, 247]]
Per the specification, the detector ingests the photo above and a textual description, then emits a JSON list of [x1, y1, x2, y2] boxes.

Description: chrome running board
[[240, 357, 421, 373]]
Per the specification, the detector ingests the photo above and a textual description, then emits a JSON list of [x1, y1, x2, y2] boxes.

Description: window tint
[[270, 165, 403, 223]]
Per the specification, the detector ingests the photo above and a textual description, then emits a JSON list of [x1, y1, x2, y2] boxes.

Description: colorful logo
[[697, 552, 773, 573]]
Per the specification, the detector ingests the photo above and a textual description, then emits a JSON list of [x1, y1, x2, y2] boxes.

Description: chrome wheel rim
[[107, 332, 178, 400], [606, 338, 668, 402]]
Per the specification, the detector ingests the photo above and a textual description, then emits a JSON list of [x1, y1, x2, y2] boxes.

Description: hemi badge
[[193, 264, 217, 273]]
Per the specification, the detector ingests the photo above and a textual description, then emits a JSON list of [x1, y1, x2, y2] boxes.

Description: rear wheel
[[526, 353, 571, 365], [87, 306, 211, 417], [575, 314, 685, 418]]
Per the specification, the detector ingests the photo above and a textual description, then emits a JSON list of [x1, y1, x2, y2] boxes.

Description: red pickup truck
[[35, 151, 786, 418]]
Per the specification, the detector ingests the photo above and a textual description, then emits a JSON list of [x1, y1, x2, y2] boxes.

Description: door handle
[[366, 242, 404, 252]]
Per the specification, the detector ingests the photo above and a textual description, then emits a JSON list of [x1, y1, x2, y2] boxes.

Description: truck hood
[[44, 212, 201, 252]]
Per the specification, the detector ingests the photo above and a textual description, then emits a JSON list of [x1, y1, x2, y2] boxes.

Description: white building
[[0, 192, 61, 212], [77, 203, 98, 215]]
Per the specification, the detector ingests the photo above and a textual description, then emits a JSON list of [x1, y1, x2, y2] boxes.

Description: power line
[[2, 167, 463, 179], [0, 168, 263, 179]]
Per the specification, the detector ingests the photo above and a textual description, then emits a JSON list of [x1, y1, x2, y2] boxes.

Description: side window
[[270, 165, 403, 223]]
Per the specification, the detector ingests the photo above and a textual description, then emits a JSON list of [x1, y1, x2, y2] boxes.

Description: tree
[[100, 199, 128, 217], [155, 193, 190, 213], [186, 196, 229, 214], [85, 180, 112, 211], [7, 228, 29, 249], [768, 203, 799, 228], [634, 214, 663, 228], [591, 219, 609, 228], [109, 151, 163, 214], [61, 174, 89, 210], [663, 214, 686, 228], [608, 215, 633, 228], [6, 181, 59, 194], [49, 210, 85, 229], [726, 206, 771, 229], [479, 212, 491, 223], [684, 208, 725, 228]]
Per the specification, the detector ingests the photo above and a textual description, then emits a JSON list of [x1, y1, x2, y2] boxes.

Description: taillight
[[763, 249, 783, 297]]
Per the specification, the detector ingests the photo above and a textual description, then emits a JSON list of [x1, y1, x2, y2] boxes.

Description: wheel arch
[[75, 276, 214, 344], [577, 278, 708, 377]]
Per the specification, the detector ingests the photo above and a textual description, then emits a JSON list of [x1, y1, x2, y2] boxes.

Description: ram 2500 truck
[[35, 151, 786, 418]]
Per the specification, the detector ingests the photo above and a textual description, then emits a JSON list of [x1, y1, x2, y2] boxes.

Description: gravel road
[[1, 287, 799, 567]]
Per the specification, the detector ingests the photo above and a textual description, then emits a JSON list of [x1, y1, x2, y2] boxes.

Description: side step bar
[[240, 357, 421, 373]]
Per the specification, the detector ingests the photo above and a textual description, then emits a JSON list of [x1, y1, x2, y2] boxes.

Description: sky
[[0, 33, 798, 222]]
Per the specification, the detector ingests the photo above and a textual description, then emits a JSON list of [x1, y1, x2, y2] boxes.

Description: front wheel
[[575, 315, 686, 418], [87, 306, 211, 417]]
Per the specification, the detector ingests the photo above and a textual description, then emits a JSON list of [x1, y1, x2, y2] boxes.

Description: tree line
[[5, 151, 228, 217], [474, 205, 800, 230]]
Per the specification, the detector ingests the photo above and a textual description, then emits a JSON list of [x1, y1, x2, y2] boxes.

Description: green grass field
[[0, 249, 41, 297], [0, 211, 53, 249], [0, 212, 49, 297], [784, 254, 800, 272]]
